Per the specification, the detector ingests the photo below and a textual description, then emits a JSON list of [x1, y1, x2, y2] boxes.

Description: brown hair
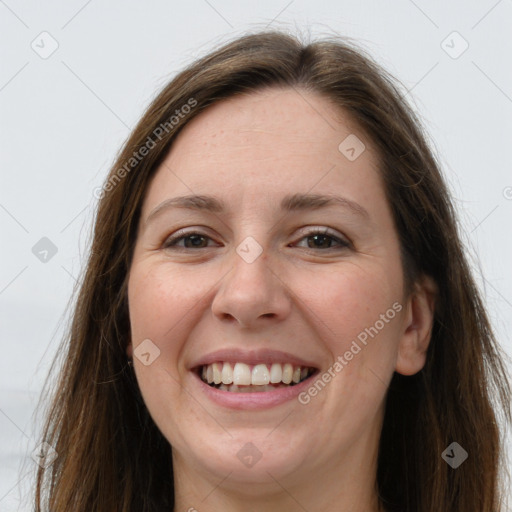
[[34, 30, 511, 511]]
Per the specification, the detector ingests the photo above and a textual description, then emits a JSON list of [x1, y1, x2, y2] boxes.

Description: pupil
[[186, 235, 205, 248], [309, 234, 330, 249]]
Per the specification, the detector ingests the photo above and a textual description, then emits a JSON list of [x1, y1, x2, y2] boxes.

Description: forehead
[[142, 87, 384, 216]]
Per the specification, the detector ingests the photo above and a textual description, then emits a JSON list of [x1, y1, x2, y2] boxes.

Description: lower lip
[[190, 370, 318, 410]]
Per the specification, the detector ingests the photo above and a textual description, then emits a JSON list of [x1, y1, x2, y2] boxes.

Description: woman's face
[[127, 88, 429, 500]]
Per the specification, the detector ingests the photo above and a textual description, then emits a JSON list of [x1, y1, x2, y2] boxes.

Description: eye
[[293, 228, 350, 250], [163, 230, 217, 249], [162, 227, 350, 251]]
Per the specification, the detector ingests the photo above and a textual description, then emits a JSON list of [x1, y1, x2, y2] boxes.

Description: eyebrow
[[145, 192, 369, 225]]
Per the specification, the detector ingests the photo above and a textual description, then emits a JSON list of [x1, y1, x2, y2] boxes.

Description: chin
[[182, 432, 310, 487]]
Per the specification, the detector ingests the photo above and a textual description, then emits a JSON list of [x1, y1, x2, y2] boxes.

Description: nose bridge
[[211, 234, 290, 327]]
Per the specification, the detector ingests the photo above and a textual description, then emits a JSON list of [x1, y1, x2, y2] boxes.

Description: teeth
[[270, 363, 282, 383], [216, 383, 294, 393], [221, 362, 233, 384], [282, 363, 293, 384], [200, 361, 314, 388], [212, 362, 222, 384], [252, 364, 270, 385], [233, 363, 251, 385]]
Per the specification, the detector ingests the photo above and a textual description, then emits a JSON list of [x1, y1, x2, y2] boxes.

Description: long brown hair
[[34, 30, 511, 511]]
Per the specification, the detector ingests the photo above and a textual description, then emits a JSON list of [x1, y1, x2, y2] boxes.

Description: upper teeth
[[201, 362, 311, 386]]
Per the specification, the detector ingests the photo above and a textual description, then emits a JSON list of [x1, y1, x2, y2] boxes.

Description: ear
[[395, 275, 437, 376], [126, 341, 133, 359]]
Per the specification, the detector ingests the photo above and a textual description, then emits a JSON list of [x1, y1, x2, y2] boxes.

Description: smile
[[198, 362, 316, 392]]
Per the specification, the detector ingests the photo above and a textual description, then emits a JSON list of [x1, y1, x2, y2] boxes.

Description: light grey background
[[1, 1, 511, 510]]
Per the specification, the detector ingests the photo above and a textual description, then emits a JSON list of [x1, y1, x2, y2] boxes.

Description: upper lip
[[188, 348, 320, 370]]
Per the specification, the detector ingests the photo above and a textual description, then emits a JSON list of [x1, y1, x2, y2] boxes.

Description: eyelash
[[162, 227, 350, 251]]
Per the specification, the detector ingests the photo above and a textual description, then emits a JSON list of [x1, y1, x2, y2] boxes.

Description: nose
[[211, 245, 292, 329]]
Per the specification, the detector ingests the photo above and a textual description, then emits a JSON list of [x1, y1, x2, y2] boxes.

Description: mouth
[[195, 361, 317, 393]]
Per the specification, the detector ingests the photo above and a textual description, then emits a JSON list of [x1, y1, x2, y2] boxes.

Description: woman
[[34, 30, 511, 511]]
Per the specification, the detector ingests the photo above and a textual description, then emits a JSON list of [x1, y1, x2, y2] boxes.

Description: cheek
[[296, 262, 403, 386], [127, 264, 210, 431], [128, 264, 207, 341], [301, 263, 401, 340], [293, 266, 402, 432], [127, 264, 212, 392]]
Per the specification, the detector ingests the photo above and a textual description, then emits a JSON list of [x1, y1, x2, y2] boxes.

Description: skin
[[126, 87, 436, 512]]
